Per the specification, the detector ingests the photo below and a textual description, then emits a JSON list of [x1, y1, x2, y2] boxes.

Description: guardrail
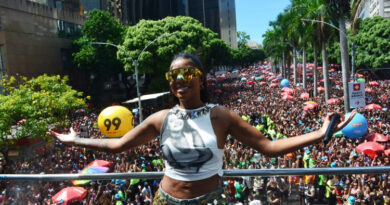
[[1, 166, 390, 181]]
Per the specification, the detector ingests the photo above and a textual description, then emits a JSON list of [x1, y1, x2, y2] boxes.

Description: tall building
[[124, 0, 237, 49], [0, 0, 237, 83], [0, 0, 86, 78], [358, 0, 390, 19]]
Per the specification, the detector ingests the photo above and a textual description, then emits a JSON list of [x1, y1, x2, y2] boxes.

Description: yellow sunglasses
[[165, 67, 203, 82]]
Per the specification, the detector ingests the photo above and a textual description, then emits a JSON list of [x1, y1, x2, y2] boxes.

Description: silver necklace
[[172, 104, 212, 120]]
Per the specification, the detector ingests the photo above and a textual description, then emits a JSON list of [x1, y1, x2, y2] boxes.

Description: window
[[0, 45, 6, 93], [57, 20, 82, 39], [0, 45, 5, 73]]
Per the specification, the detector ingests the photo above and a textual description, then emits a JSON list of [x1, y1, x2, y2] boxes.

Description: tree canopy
[[0, 75, 86, 163], [237, 31, 251, 48], [71, 9, 126, 103], [119, 16, 232, 91], [352, 16, 390, 68], [73, 9, 125, 71]]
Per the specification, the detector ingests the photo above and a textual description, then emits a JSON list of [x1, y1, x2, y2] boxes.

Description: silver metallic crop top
[[160, 104, 224, 181]]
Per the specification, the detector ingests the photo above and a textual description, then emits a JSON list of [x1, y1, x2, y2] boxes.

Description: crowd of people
[[0, 64, 389, 205]]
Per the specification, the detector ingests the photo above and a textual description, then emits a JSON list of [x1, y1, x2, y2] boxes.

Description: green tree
[[350, 0, 365, 35], [324, 0, 352, 111], [0, 75, 86, 168], [232, 46, 266, 67], [119, 16, 231, 92], [352, 16, 390, 68], [72, 10, 125, 103], [298, 0, 333, 100], [237, 31, 251, 48]]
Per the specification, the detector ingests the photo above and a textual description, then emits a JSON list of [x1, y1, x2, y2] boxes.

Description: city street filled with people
[[0, 64, 389, 205]]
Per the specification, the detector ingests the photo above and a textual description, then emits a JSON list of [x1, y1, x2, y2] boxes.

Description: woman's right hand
[[47, 127, 77, 145]]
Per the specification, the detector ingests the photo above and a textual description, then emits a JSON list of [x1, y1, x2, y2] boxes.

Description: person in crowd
[[47, 53, 355, 205]]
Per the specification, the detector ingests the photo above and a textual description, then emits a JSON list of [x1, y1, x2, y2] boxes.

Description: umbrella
[[282, 95, 295, 100], [75, 109, 85, 113], [369, 81, 380, 87], [304, 101, 318, 106], [385, 149, 390, 156], [326, 98, 340, 105], [303, 104, 317, 111], [52, 187, 87, 205], [241, 77, 247, 81], [333, 130, 344, 137], [365, 88, 374, 93], [329, 68, 335, 73], [281, 87, 296, 93], [72, 166, 110, 185], [365, 133, 388, 142], [87, 160, 113, 168], [270, 83, 279, 87], [365, 104, 382, 110], [214, 89, 222, 94], [300, 92, 310, 99], [247, 81, 254, 85], [260, 82, 267, 85], [355, 142, 385, 159], [255, 76, 262, 81], [317, 87, 325, 92], [357, 74, 364, 78], [357, 78, 365, 83]]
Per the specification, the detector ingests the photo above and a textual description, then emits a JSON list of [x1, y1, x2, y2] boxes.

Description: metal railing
[[2, 167, 390, 181]]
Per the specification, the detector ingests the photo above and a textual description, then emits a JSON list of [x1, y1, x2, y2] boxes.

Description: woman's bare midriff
[[160, 174, 221, 199]]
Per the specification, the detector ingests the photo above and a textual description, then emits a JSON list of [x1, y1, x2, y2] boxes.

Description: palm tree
[[285, 8, 302, 85], [263, 29, 285, 74], [350, 0, 365, 35], [324, 0, 352, 112], [267, 13, 291, 78], [292, 0, 332, 99]]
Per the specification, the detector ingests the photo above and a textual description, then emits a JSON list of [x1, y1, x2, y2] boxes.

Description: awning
[[122, 91, 170, 104]]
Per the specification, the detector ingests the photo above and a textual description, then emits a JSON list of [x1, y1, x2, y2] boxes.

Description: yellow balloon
[[98, 106, 134, 137]]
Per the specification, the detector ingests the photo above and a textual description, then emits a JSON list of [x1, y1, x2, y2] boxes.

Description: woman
[[48, 53, 355, 204]]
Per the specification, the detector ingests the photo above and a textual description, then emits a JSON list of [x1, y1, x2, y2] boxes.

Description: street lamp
[[91, 32, 178, 122], [301, 18, 355, 112]]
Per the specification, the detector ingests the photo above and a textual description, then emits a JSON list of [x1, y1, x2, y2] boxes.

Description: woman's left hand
[[320, 109, 357, 136]]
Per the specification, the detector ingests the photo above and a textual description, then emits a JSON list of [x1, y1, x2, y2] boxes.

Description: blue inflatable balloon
[[341, 112, 368, 139], [280, 79, 290, 88]]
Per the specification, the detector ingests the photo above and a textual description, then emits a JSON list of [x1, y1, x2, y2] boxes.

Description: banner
[[348, 82, 365, 109]]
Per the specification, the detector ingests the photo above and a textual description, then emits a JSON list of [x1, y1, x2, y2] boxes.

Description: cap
[[348, 196, 356, 204]]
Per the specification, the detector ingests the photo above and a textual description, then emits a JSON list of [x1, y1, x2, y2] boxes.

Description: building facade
[[0, 0, 86, 78], [358, 0, 390, 19], [0, 0, 237, 83]]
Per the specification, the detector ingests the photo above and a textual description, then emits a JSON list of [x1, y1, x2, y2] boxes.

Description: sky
[[236, 0, 291, 45]]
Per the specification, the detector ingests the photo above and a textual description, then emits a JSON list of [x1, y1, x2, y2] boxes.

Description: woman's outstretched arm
[[47, 109, 169, 153], [222, 106, 356, 157]]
